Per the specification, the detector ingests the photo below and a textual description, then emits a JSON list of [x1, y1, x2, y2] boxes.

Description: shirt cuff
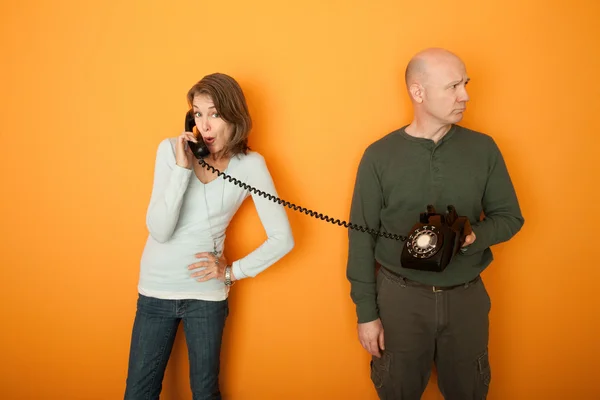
[[356, 301, 379, 324], [231, 260, 248, 281], [173, 163, 193, 176]]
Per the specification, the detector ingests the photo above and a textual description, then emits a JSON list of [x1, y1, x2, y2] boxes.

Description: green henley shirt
[[346, 124, 524, 323]]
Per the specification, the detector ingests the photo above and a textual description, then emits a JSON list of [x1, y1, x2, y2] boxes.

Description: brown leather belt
[[380, 266, 480, 292]]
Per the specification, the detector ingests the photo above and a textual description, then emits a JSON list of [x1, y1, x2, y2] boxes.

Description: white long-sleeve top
[[137, 137, 294, 301]]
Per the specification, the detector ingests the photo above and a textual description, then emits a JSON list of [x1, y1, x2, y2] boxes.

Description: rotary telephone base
[[400, 205, 472, 272], [184, 110, 471, 272]]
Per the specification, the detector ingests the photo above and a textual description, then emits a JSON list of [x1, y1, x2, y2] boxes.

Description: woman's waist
[[141, 240, 220, 268], [148, 231, 225, 248], [139, 244, 224, 286], [138, 268, 227, 295], [171, 222, 228, 242]]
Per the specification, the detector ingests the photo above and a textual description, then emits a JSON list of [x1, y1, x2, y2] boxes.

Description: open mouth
[[203, 137, 216, 145]]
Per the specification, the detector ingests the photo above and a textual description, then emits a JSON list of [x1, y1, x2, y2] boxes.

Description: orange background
[[1, 0, 599, 399]]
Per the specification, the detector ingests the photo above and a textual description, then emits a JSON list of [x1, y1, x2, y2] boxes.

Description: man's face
[[421, 58, 470, 125]]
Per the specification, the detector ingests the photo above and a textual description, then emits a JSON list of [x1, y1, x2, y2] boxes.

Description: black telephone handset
[[184, 110, 471, 273], [185, 110, 210, 159]]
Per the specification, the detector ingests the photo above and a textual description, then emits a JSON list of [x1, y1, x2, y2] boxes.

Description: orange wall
[[1, 0, 598, 399]]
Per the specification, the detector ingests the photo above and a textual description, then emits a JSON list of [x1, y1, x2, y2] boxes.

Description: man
[[346, 48, 524, 399]]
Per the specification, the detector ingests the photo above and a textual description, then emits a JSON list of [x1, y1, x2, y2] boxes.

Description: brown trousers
[[370, 267, 492, 400]]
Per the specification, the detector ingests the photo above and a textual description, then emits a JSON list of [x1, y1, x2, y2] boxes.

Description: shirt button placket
[[431, 147, 442, 201]]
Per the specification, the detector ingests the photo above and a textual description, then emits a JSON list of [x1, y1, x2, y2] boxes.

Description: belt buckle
[[432, 286, 443, 293]]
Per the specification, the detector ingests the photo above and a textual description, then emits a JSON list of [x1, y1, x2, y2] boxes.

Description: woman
[[124, 73, 294, 399]]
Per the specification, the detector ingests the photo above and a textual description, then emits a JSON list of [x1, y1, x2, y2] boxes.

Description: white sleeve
[[145, 138, 193, 243], [231, 154, 295, 279]]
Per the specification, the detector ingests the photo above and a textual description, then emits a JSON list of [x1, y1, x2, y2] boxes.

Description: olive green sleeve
[[346, 149, 384, 323], [466, 139, 525, 253]]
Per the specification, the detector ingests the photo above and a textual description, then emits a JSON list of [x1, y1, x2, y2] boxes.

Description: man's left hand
[[461, 231, 476, 247]]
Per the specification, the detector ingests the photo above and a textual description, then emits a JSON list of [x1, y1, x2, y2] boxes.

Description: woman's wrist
[[225, 264, 236, 286], [176, 160, 191, 170]]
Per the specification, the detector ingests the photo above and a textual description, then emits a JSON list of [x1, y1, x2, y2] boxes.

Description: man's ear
[[409, 83, 424, 104]]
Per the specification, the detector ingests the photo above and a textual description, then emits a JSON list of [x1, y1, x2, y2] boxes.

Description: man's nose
[[458, 86, 470, 102]]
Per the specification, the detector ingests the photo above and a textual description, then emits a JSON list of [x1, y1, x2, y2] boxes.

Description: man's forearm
[[346, 150, 383, 323], [467, 140, 524, 253]]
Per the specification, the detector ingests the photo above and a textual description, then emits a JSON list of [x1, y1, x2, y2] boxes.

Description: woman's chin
[[207, 145, 225, 158]]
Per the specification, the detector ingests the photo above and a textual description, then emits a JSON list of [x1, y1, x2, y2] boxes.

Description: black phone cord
[[198, 159, 407, 241]]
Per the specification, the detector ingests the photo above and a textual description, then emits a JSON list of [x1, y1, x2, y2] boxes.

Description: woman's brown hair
[[186, 73, 252, 157]]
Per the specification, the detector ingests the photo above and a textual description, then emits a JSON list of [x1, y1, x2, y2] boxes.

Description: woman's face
[[192, 94, 232, 156]]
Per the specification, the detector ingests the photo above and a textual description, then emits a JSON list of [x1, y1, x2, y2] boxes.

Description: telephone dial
[[184, 110, 472, 272]]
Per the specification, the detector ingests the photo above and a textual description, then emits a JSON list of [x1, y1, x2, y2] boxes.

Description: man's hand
[[358, 319, 385, 358], [461, 231, 476, 247]]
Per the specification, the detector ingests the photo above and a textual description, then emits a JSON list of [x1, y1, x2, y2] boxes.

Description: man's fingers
[[361, 337, 381, 358], [359, 338, 367, 351], [378, 330, 385, 351], [462, 233, 475, 247], [369, 340, 381, 358]]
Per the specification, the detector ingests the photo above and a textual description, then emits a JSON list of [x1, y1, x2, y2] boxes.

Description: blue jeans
[[124, 294, 229, 400]]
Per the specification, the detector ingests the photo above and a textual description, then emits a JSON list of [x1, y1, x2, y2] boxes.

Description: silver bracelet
[[224, 265, 234, 286]]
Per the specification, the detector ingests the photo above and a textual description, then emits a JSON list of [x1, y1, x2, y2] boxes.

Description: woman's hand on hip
[[188, 252, 228, 282]]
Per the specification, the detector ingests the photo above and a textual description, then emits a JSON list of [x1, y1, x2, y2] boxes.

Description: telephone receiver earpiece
[[185, 109, 210, 159]]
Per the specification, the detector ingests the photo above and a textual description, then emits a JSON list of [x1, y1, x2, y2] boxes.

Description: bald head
[[402, 48, 470, 127], [404, 48, 464, 88]]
